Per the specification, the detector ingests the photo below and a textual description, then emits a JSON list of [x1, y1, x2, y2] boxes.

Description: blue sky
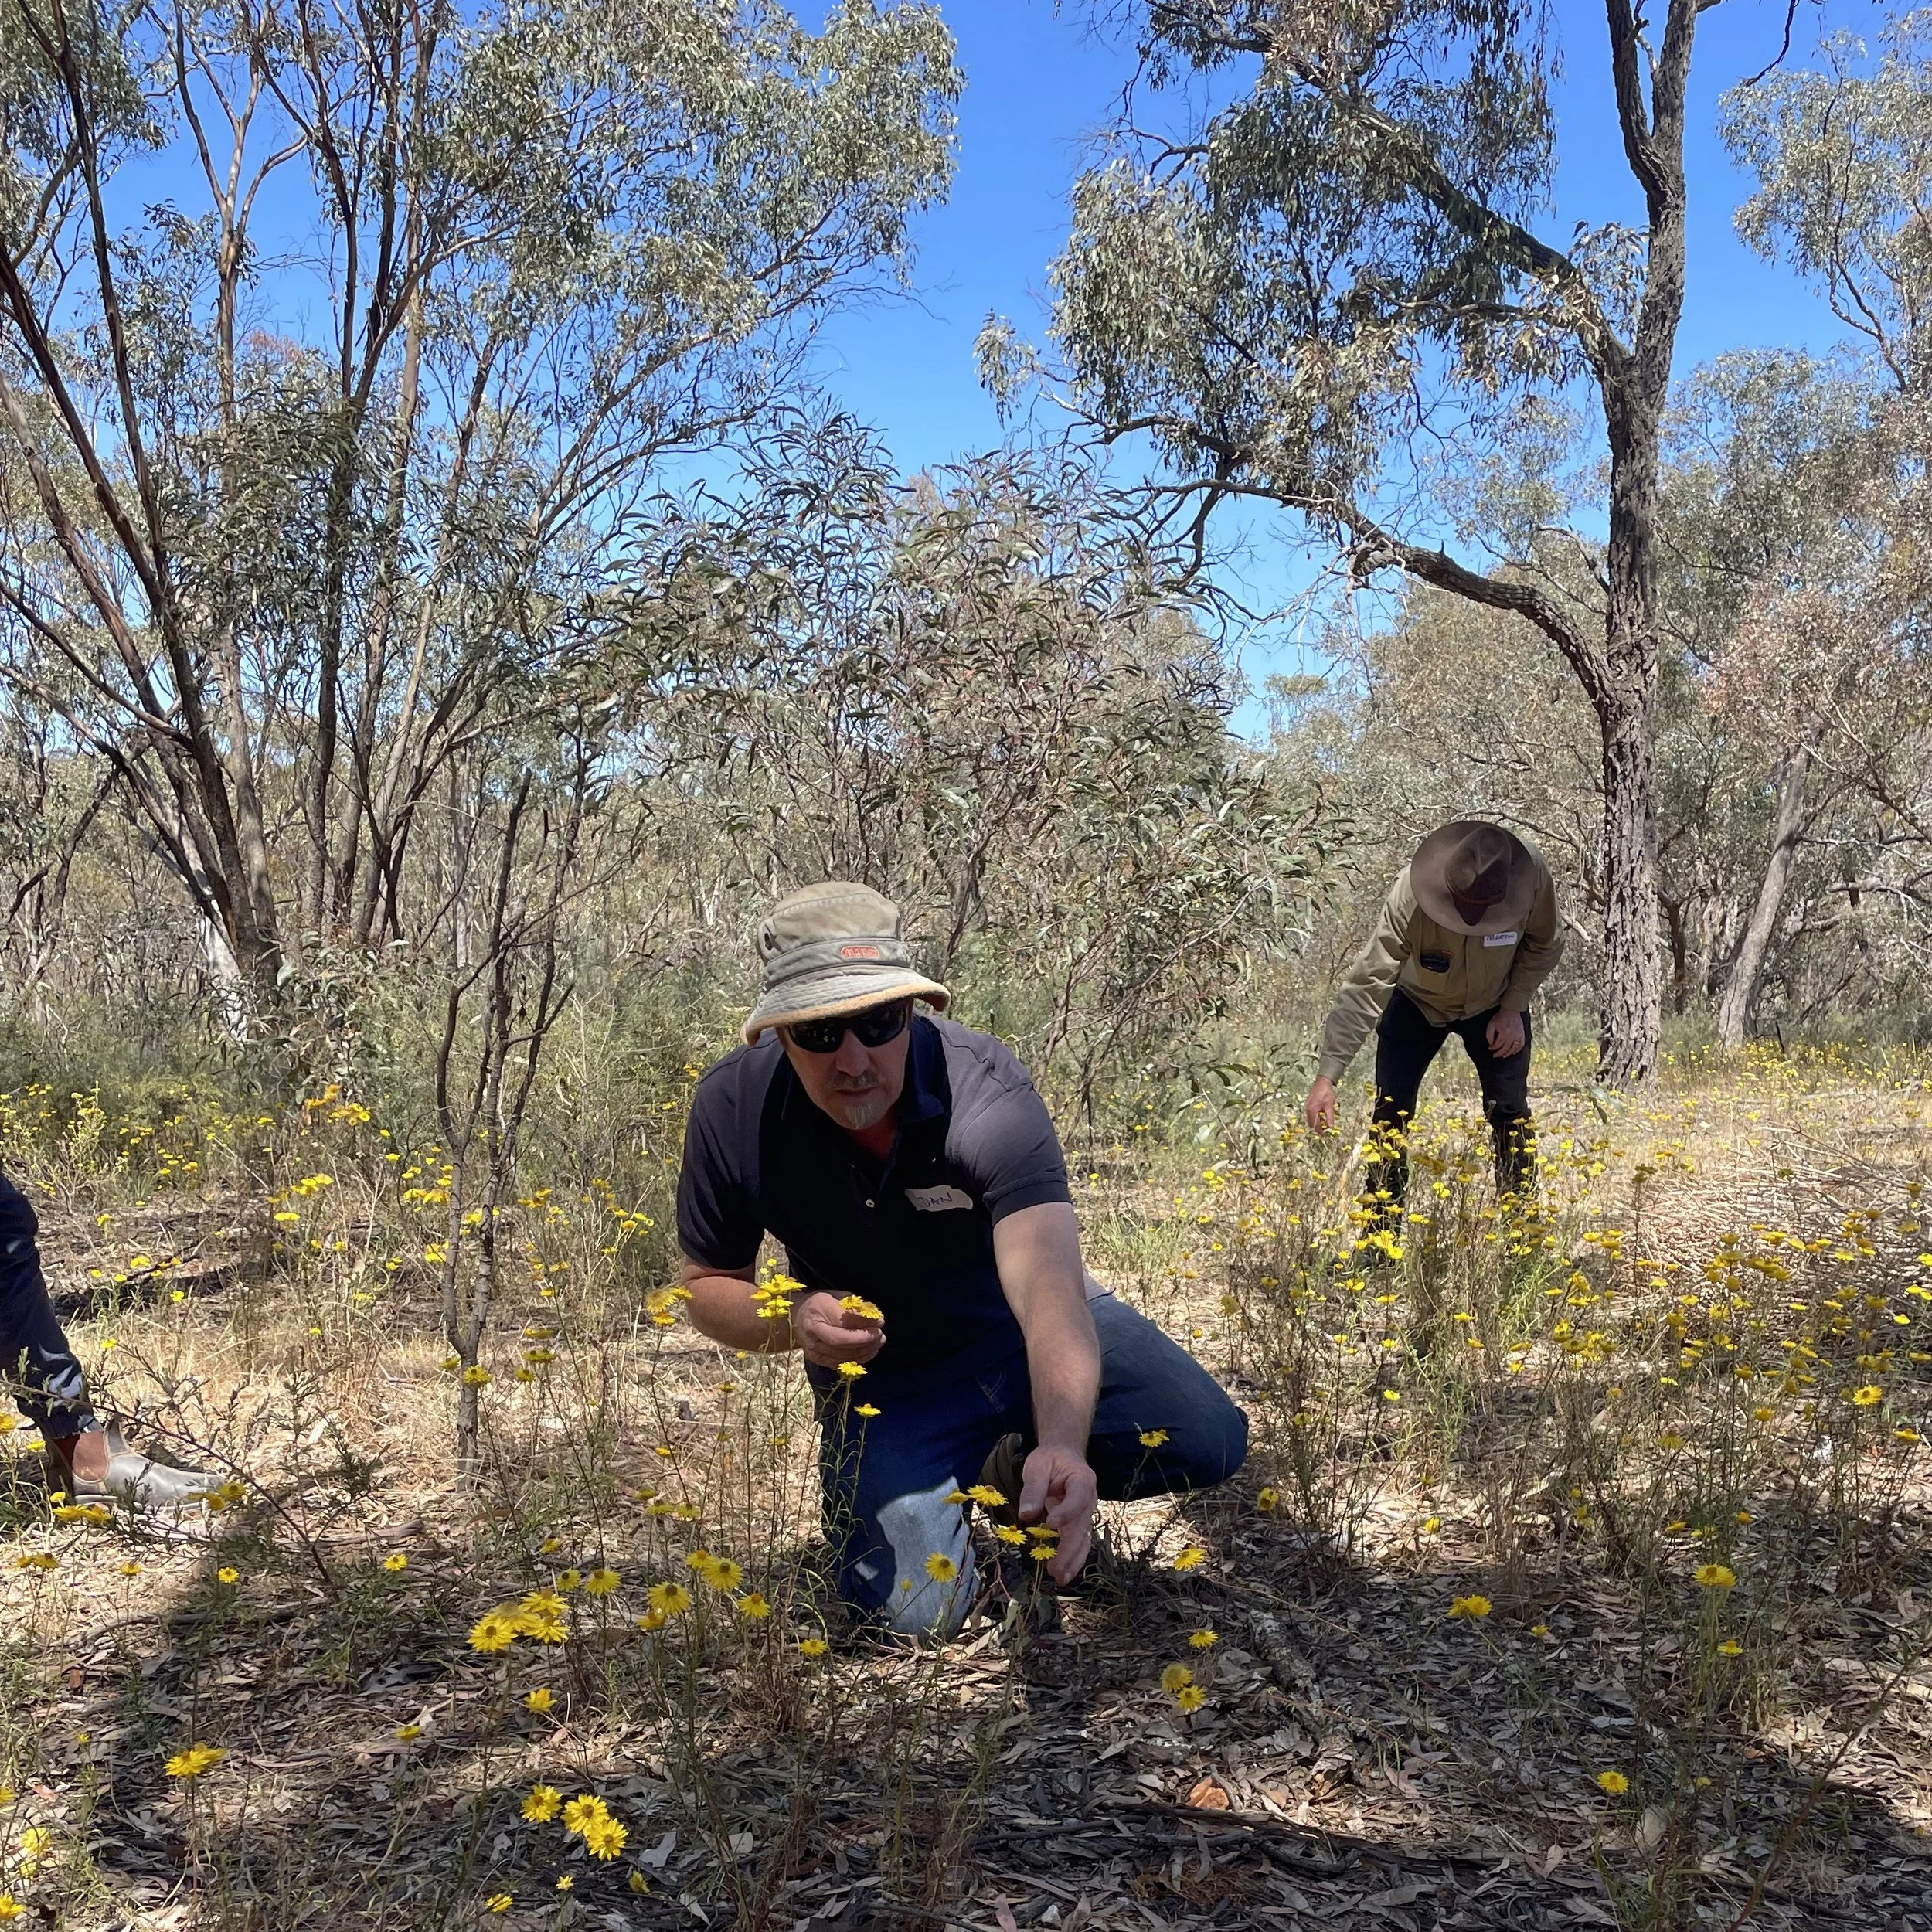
[[806, 1, 1885, 699]]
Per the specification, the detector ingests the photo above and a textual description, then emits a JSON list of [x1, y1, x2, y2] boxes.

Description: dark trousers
[[815, 1294, 1247, 1635], [0, 1168, 94, 1438], [1364, 992, 1536, 1208]]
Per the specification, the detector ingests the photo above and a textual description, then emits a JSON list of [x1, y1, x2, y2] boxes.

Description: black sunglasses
[[785, 999, 912, 1055]]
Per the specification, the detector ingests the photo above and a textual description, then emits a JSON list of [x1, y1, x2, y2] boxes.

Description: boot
[[64, 1419, 220, 1512]]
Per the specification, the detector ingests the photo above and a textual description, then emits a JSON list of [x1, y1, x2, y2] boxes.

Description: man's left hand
[[1018, 1443, 1099, 1584], [1486, 1009, 1527, 1058]]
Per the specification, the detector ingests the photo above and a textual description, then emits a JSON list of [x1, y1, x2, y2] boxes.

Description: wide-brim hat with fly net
[[741, 882, 950, 1043], [1409, 821, 1537, 936]]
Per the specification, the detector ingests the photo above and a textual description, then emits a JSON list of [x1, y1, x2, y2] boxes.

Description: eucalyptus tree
[[1723, 12, 1932, 393], [624, 424, 1323, 1113], [1708, 19, 1932, 1042], [1005, 0, 1797, 1083], [1656, 352, 1911, 1047], [0, 0, 957, 1003]]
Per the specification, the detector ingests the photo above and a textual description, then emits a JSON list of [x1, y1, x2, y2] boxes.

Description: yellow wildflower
[[1447, 1594, 1492, 1619], [1188, 1628, 1218, 1649], [165, 1743, 226, 1779], [798, 1637, 828, 1658], [394, 1723, 422, 1743], [836, 1360, 867, 1379], [1596, 1770, 1629, 1795], [923, 1553, 958, 1583], [562, 1794, 608, 1835], [736, 1591, 773, 1619], [383, 1553, 408, 1573], [1694, 1563, 1736, 1589], [525, 1688, 555, 1714], [1850, 1385, 1883, 1407], [1160, 1663, 1194, 1695], [1256, 1487, 1278, 1513], [645, 1582, 692, 1617], [1172, 1546, 1206, 1572], [522, 1786, 563, 1823], [468, 1611, 519, 1654], [581, 1814, 628, 1861], [1175, 1684, 1206, 1713], [216, 1566, 240, 1585], [583, 1566, 621, 1597], [1138, 1429, 1169, 1447]]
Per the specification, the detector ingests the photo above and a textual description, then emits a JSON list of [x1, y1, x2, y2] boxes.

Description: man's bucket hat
[[1409, 820, 1537, 936], [742, 882, 949, 1043]]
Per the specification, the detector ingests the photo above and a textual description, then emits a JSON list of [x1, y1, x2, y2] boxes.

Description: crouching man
[[675, 882, 1247, 1635]]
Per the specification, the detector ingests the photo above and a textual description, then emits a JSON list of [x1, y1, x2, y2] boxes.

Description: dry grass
[[2, 1046, 1930, 1930]]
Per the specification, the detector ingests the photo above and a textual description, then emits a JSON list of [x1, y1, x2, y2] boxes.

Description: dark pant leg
[[0, 1168, 94, 1438], [1083, 1295, 1247, 1500], [815, 1359, 1014, 1636], [1367, 991, 1450, 1209], [1451, 1006, 1536, 1199]]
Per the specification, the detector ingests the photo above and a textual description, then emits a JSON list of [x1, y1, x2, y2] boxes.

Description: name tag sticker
[[904, 1184, 975, 1213], [1482, 930, 1520, 947]]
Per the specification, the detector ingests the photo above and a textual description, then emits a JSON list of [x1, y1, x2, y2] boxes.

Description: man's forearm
[[681, 1265, 793, 1352], [992, 1201, 1100, 1452], [1024, 1296, 1100, 1452]]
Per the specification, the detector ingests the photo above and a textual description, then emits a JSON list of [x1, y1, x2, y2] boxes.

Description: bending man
[[1304, 821, 1565, 1209], [676, 882, 1248, 1636]]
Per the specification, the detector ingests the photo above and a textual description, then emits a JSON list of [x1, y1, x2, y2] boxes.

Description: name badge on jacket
[[904, 1184, 975, 1213], [1482, 930, 1519, 947]]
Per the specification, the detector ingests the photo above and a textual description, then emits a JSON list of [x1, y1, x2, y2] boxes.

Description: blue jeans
[[815, 1294, 1247, 1634], [0, 1168, 95, 1438]]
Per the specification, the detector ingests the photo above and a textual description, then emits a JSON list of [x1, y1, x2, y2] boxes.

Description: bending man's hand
[[1304, 1074, 1338, 1134], [1485, 1009, 1527, 1059], [792, 1291, 884, 1369], [1018, 1443, 1099, 1584]]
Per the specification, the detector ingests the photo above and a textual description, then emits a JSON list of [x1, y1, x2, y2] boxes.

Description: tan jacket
[[1316, 845, 1564, 1082]]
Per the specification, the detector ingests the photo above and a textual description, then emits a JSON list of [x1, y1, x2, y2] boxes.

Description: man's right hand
[[793, 1291, 886, 1369], [1304, 1075, 1338, 1134]]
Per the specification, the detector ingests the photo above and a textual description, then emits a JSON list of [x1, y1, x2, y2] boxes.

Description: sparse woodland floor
[[2, 1046, 1931, 1930]]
